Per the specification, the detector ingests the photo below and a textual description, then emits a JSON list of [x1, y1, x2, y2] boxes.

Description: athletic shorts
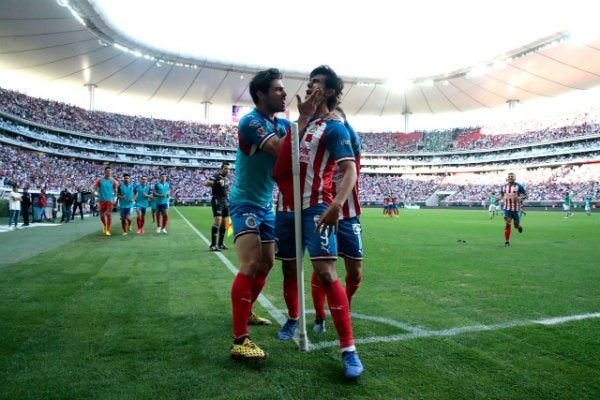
[[211, 198, 229, 218], [275, 203, 337, 262], [503, 209, 521, 223], [99, 201, 114, 213], [338, 216, 363, 260], [136, 206, 147, 214], [156, 203, 169, 212], [229, 201, 275, 243], [120, 207, 132, 218]]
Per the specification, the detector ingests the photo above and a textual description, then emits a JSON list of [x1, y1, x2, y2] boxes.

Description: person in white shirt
[[8, 184, 22, 231]]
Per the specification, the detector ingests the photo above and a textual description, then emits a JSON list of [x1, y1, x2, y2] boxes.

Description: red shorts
[[99, 201, 114, 213]]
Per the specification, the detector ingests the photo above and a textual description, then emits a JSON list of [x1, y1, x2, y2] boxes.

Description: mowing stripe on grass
[[176, 208, 599, 352], [174, 208, 296, 332]]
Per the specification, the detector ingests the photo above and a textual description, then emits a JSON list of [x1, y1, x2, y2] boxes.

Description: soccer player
[[134, 176, 152, 234], [94, 166, 118, 236], [153, 173, 170, 234], [205, 162, 231, 251], [228, 68, 291, 361], [272, 65, 364, 379], [390, 193, 400, 217], [310, 107, 363, 335], [228, 68, 322, 361], [383, 193, 393, 217], [563, 191, 573, 218], [488, 192, 498, 219], [584, 194, 592, 216], [117, 173, 136, 235], [498, 172, 527, 247]]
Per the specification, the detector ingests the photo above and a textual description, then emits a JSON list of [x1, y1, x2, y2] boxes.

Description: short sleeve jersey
[[501, 182, 527, 211], [230, 108, 290, 206], [209, 172, 230, 203], [274, 117, 355, 211], [332, 120, 362, 219]]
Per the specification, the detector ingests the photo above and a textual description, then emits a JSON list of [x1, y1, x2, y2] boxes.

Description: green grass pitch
[[0, 207, 598, 399]]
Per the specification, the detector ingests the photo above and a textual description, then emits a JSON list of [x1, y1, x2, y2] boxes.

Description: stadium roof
[[1, 0, 600, 131]]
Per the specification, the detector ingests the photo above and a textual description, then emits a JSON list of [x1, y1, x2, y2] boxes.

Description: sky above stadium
[[89, 0, 598, 82]]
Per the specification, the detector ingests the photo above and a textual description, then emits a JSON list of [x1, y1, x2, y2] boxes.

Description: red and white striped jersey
[[501, 182, 527, 211], [273, 118, 355, 211]]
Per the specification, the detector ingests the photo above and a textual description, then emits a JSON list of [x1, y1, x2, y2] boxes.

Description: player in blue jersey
[[228, 68, 290, 360], [117, 173, 136, 235], [94, 166, 118, 236], [153, 173, 170, 234], [134, 176, 152, 234], [228, 67, 323, 360]]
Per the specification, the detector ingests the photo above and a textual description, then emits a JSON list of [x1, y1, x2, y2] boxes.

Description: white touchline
[[176, 209, 599, 352], [309, 312, 600, 351], [175, 209, 293, 330]]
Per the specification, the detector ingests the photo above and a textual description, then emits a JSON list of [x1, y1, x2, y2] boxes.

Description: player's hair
[[221, 161, 230, 168], [310, 65, 344, 111], [123, 173, 130, 178], [249, 68, 282, 105]]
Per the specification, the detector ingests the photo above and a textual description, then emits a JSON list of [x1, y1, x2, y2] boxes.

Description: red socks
[[311, 273, 326, 319], [231, 273, 254, 339], [251, 270, 268, 304], [345, 274, 362, 302], [322, 280, 354, 348], [283, 274, 299, 319]]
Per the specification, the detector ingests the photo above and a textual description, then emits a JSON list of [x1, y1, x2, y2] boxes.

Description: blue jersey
[[230, 108, 290, 206], [154, 181, 170, 206], [135, 183, 151, 208], [118, 182, 135, 208]]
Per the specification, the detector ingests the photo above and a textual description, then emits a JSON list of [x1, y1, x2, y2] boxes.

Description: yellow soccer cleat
[[230, 337, 267, 360], [248, 311, 272, 326]]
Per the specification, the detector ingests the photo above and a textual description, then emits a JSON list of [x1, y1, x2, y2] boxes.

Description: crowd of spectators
[[2, 86, 600, 155], [2, 143, 598, 206], [1, 85, 599, 207]]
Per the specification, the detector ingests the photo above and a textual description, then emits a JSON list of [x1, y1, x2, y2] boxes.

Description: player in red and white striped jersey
[[498, 172, 527, 247]]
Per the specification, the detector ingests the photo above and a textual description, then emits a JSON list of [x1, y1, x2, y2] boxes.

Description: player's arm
[[316, 159, 357, 236], [262, 134, 286, 156], [152, 185, 161, 198]]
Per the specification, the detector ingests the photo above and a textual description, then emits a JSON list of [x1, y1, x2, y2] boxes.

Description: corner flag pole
[[291, 121, 308, 351]]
